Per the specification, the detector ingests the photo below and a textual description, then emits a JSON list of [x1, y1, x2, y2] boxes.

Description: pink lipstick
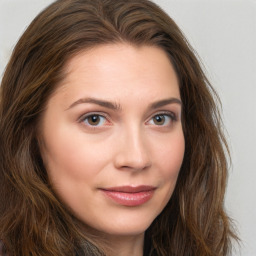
[[100, 185, 156, 206]]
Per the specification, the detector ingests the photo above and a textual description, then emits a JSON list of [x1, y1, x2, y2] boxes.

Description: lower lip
[[101, 190, 155, 206]]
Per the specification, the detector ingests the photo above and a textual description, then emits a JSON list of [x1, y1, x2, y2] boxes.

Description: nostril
[[114, 152, 152, 171], [113, 130, 151, 171]]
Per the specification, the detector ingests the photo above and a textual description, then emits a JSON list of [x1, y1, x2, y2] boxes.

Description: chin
[[88, 209, 160, 237]]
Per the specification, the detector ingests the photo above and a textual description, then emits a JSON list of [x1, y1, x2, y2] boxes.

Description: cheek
[[43, 136, 106, 183], [154, 131, 185, 195], [41, 131, 110, 208], [157, 131, 184, 176], [144, 131, 184, 216]]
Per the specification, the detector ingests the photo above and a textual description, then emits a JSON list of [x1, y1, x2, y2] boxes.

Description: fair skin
[[40, 43, 185, 256]]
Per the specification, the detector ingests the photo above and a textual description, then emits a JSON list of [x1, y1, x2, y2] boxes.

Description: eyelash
[[147, 112, 177, 126], [78, 111, 177, 129], [78, 112, 110, 128]]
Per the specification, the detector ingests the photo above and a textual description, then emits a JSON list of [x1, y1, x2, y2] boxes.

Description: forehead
[[52, 43, 180, 107], [66, 43, 177, 79]]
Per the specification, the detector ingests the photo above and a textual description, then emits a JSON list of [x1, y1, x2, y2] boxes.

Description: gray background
[[0, 0, 255, 255]]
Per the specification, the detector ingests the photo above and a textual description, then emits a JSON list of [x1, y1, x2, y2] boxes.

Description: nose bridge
[[114, 123, 151, 171]]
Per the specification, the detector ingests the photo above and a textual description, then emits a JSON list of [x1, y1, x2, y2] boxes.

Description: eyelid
[[146, 111, 178, 126], [77, 110, 179, 129], [149, 111, 177, 120], [78, 112, 112, 127], [79, 112, 104, 121]]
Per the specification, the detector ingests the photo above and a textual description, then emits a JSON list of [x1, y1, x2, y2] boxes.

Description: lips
[[100, 185, 156, 206]]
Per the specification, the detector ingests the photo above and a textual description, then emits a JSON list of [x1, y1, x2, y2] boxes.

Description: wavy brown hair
[[0, 0, 237, 255]]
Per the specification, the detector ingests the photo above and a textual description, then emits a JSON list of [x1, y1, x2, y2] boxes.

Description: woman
[[0, 0, 238, 255]]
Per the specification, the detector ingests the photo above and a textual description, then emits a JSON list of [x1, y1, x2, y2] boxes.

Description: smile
[[100, 186, 156, 207]]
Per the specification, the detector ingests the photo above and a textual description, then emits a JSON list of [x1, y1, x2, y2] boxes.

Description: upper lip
[[100, 185, 156, 193]]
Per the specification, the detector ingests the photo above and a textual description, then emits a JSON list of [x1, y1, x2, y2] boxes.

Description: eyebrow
[[149, 98, 182, 110], [67, 97, 122, 111], [67, 97, 182, 111]]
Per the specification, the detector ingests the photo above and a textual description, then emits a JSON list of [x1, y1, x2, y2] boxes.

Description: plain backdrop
[[0, 0, 255, 255]]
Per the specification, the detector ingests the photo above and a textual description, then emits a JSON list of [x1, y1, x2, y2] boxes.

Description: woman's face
[[40, 43, 185, 237]]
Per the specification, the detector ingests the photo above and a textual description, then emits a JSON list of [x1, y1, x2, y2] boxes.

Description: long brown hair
[[0, 0, 237, 255]]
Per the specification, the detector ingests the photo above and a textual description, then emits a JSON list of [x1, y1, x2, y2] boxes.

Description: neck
[[105, 233, 144, 256]]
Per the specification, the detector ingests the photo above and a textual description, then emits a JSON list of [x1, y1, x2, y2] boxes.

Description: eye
[[81, 114, 107, 127], [148, 113, 176, 126]]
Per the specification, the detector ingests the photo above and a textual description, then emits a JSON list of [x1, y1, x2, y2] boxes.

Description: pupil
[[89, 115, 99, 125], [154, 115, 165, 125]]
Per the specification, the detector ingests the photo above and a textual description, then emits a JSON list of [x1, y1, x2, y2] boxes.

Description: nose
[[113, 127, 152, 172]]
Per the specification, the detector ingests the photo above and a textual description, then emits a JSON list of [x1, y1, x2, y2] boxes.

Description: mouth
[[99, 185, 156, 207]]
